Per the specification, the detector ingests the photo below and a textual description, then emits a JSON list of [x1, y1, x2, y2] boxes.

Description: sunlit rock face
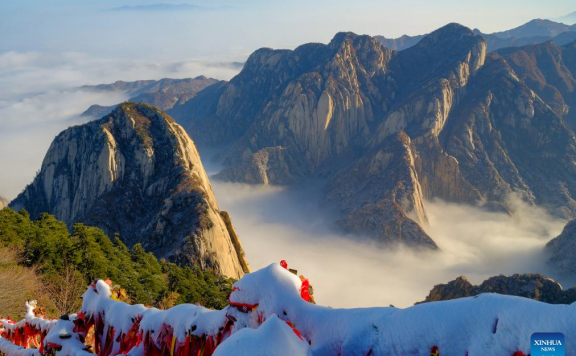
[[11, 103, 249, 279], [170, 23, 576, 248]]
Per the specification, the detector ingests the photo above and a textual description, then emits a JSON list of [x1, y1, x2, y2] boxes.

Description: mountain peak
[[415, 23, 478, 47], [11, 103, 249, 278], [329, 31, 359, 46], [392, 22, 486, 89], [332, 31, 388, 49], [437, 22, 474, 34]]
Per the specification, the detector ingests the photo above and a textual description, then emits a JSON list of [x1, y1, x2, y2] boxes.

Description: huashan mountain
[[11, 103, 249, 279], [169, 23, 576, 249]]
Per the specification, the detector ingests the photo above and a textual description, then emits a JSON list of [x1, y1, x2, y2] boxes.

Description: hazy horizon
[[2, 0, 575, 61]]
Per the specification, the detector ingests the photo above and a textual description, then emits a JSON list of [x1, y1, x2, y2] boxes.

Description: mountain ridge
[[82, 76, 220, 117], [168, 23, 576, 249], [376, 18, 576, 52]]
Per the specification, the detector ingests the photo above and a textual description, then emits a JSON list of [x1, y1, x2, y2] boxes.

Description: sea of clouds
[[206, 175, 567, 308], [0, 51, 241, 199]]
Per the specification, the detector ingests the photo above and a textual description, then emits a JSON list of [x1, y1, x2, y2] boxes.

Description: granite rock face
[[497, 40, 576, 130], [170, 23, 576, 249], [420, 274, 576, 304], [11, 103, 249, 279]]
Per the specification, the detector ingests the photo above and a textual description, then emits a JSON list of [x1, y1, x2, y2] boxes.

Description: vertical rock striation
[[169, 24, 576, 250], [11, 103, 249, 279]]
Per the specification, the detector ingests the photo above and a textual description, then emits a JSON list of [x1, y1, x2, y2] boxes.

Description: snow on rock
[[212, 315, 312, 356]]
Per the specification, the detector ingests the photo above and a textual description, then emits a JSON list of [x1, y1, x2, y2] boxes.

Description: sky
[[1, 0, 575, 62]]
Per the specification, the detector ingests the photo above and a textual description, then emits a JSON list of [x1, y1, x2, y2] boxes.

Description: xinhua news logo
[[531, 333, 565, 356]]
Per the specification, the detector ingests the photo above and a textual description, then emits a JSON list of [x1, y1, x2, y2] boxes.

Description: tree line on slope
[[0, 208, 234, 319]]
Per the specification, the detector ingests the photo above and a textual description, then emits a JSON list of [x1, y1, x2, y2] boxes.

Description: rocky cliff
[[420, 274, 576, 304], [169, 23, 576, 249], [497, 40, 576, 130], [11, 103, 249, 279]]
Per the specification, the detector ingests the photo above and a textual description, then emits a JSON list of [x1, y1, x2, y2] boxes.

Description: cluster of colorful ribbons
[[0, 261, 546, 356]]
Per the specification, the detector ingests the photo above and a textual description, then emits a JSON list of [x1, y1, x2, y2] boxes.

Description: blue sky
[[1, 0, 575, 61]]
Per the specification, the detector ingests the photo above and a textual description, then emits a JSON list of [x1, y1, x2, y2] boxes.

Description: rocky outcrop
[[420, 274, 576, 304], [170, 23, 576, 248], [82, 76, 220, 117], [546, 219, 576, 275], [11, 103, 249, 279], [215, 147, 301, 185]]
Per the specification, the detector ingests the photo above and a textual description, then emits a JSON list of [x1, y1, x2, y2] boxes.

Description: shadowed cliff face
[[11, 103, 249, 279], [170, 23, 576, 249], [547, 219, 576, 275], [419, 274, 576, 305]]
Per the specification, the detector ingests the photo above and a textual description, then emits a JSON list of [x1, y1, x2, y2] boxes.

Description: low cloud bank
[[210, 180, 567, 308], [0, 51, 242, 200]]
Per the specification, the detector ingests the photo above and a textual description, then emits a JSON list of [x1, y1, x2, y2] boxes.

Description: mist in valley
[[203, 152, 568, 308], [0, 51, 242, 200]]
